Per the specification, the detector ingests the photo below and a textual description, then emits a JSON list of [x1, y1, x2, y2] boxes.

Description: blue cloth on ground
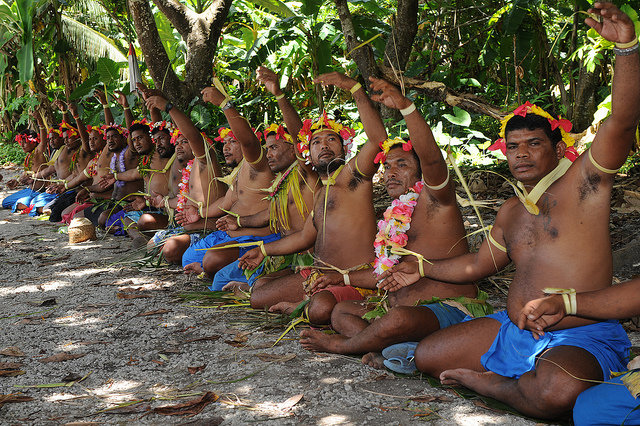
[[105, 210, 127, 236], [573, 372, 640, 425], [2, 188, 39, 211], [151, 226, 185, 246], [476, 310, 629, 379], [209, 259, 265, 291], [420, 303, 467, 329], [28, 192, 58, 216], [181, 230, 281, 268]]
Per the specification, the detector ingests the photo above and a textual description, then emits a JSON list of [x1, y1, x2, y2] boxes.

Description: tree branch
[[151, 0, 193, 40], [383, 0, 418, 71]]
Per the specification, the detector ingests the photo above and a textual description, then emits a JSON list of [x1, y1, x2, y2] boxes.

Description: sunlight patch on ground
[[46, 392, 85, 403], [0, 280, 72, 297], [318, 414, 350, 425], [91, 380, 142, 402], [320, 377, 341, 385], [65, 244, 103, 250], [453, 411, 504, 424], [54, 312, 104, 328], [56, 267, 112, 278]]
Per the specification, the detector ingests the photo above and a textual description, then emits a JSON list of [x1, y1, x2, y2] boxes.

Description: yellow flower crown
[[264, 123, 293, 144], [374, 137, 413, 164], [297, 111, 355, 161]]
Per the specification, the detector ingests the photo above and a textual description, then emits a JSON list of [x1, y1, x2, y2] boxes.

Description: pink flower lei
[[177, 159, 194, 212], [373, 180, 424, 276]]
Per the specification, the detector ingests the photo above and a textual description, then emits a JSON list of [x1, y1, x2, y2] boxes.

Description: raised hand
[[377, 261, 421, 292], [175, 204, 200, 226], [68, 102, 79, 118], [114, 90, 130, 108], [309, 272, 344, 293], [216, 214, 239, 232], [136, 83, 165, 102], [53, 100, 68, 112], [517, 294, 566, 339], [145, 95, 168, 112], [586, 2, 636, 44], [369, 77, 412, 110], [256, 66, 283, 96], [94, 91, 107, 105], [201, 85, 226, 107], [238, 247, 265, 270], [313, 71, 358, 92]]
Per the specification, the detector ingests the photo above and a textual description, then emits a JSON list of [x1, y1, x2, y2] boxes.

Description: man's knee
[[137, 214, 154, 231], [373, 306, 416, 340], [162, 238, 183, 264], [250, 286, 268, 310], [307, 292, 337, 325]]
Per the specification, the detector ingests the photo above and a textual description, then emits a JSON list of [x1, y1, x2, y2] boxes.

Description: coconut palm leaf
[[60, 14, 127, 64]]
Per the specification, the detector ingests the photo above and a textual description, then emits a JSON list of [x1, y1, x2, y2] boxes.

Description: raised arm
[[34, 111, 48, 155], [115, 91, 134, 129], [69, 102, 91, 153], [201, 84, 268, 171], [315, 72, 386, 178], [257, 66, 303, 137], [94, 91, 114, 125], [586, 3, 640, 171], [369, 77, 455, 205]]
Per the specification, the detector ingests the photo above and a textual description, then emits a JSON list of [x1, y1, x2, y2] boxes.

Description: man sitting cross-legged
[[207, 66, 320, 292], [298, 78, 482, 370], [378, 3, 639, 419], [175, 81, 281, 277], [143, 89, 226, 263], [239, 71, 386, 314]]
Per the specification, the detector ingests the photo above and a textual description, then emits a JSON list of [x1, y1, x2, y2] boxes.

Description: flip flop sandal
[[382, 342, 419, 375]]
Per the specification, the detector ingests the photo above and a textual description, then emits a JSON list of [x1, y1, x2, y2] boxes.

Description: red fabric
[[318, 285, 364, 302], [62, 202, 93, 224], [299, 267, 313, 279]]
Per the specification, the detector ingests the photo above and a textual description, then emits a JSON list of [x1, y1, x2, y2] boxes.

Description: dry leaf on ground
[[117, 292, 152, 299], [224, 332, 249, 347], [39, 353, 86, 363], [0, 394, 34, 407], [0, 362, 25, 377], [187, 365, 207, 374], [0, 346, 25, 357], [409, 395, 452, 403], [152, 391, 218, 417], [135, 309, 171, 317], [255, 353, 296, 363], [278, 394, 303, 412]]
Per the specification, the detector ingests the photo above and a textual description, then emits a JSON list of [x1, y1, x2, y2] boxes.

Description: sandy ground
[[1, 164, 638, 425]]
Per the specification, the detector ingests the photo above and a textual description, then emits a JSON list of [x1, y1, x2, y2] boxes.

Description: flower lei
[[373, 180, 424, 276], [86, 125, 103, 136], [59, 121, 79, 138], [23, 151, 33, 171], [68, 148, 80, 173], [374, 137, 413, 164], [264, 123, 293, 144], [101, 123, 128, 140], [48, 127, 62, 138], [137, 146, 155, 178], [488, 101, 578, 162], [14, 133, 39, 148], [214, 127, 235, 143], [177, 159, 194, 212], [267, 162, 296, 199], [297, 111, 355, 162], [151, 120, 174, 135], [86, 151, 101, 177], [169, 129, 182, 145], [110, 146, 128, 189]]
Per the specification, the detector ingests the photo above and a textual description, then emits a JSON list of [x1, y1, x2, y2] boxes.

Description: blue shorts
[[420, 303, 467, 329], [209, 259, 265, 291], [2, 188, 39, 211], [151, 226, 185, 246], [181, 231, 281, 268], [573, 372, 640, 425], [28, 192, 57, 216], [105, 210, 127, 236], [477, 310, 629, 379]]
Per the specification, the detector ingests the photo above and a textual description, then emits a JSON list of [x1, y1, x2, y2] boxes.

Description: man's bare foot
[[269, 301, 298, 315], [184, 262, 203, 275], [361, 352, 386, 369], [299, 329, 345, 353], [440, 368, 496, 394], [222, 281, 250, 292]]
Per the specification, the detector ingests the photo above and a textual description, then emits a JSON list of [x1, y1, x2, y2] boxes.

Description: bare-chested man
[[239, 72, 386, 312], [376, 3, 639, 418], [143, 90, 226, 263], [298, 78, 482, 370], [204, 66, 320, 291], [173, 81, 282, 276]]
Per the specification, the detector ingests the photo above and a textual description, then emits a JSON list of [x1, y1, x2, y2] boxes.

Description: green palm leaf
[[60, 14, 127, 64]]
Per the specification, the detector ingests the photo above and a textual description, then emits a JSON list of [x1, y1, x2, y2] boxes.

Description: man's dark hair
[[151, 127, 170, 136], [129, 122, 150, 135], [504, 113, 562, 147], [23, 129, 38, 139], [388, 143, 422, 180]]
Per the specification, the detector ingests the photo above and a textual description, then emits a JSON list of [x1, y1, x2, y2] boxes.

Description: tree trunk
[[569, 63, 601, 132]]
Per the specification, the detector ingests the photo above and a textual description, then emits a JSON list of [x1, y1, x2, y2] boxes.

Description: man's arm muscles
[[264, 215, 316, 256]]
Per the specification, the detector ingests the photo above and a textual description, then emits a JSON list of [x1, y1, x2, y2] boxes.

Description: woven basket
[[68, 218, 96, 244]]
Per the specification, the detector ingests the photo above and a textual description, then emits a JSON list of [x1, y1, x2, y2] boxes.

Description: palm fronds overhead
[[61, 14, 127, 64]]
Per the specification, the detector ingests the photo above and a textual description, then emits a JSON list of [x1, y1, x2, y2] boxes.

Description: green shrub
[[0, 141, 27, 165]]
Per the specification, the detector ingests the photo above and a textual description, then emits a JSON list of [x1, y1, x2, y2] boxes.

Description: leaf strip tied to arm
[[543, 287, 577, 315]]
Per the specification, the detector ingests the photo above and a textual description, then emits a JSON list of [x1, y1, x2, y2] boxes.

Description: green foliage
[[0, 140, 27, 165]]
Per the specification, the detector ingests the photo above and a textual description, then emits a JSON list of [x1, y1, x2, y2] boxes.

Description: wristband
[[259, 244, 267, 257], [113, 172, 118, 181], [616, 38, 638, 49], [613, 43, 639, 56], [543, 287, 577, 315], [236, 216, 242, 228], [349, 82, 362, 95], [221, 100, 234, 111], [123, 106, 130, 110], [400, 102, 417, 117], [275, 93, 285, 100], [64, 181, 69, 189], [343, 273, 351, 286], [164, 102, 173, 113], [73, 115, 80, 120]]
